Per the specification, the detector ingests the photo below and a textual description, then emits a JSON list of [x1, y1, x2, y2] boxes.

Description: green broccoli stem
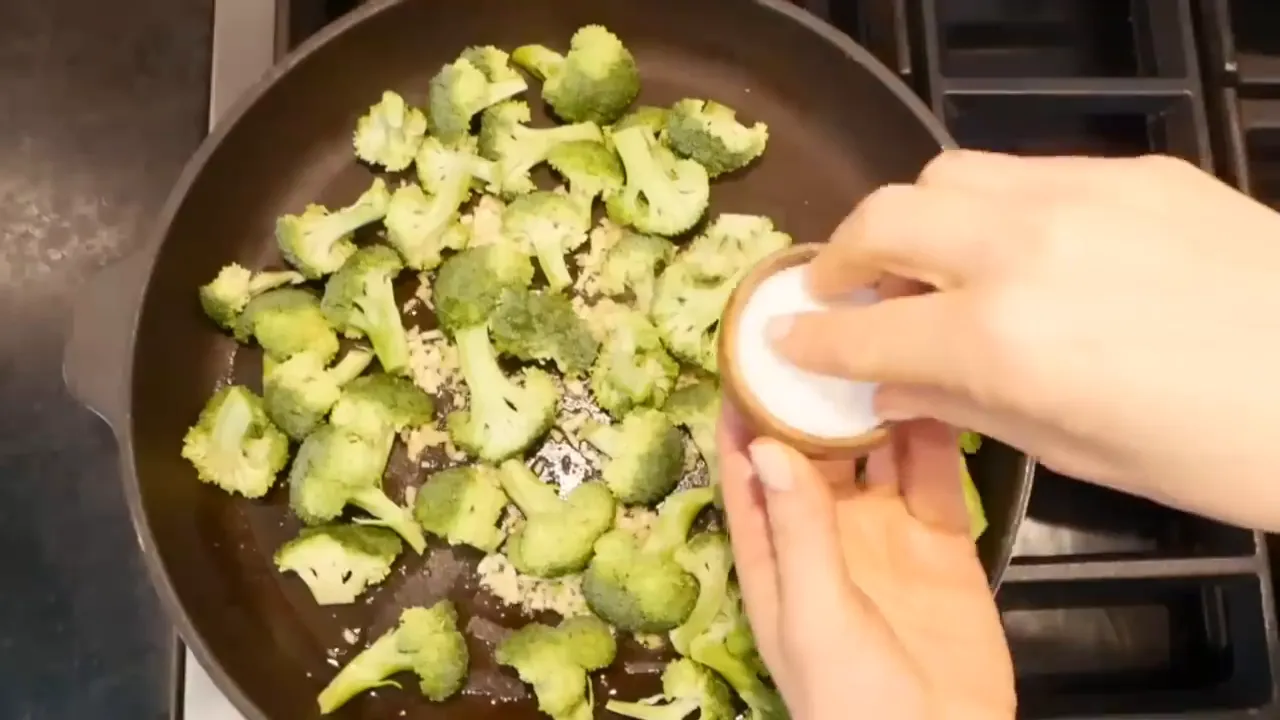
[[646, 487, 715, 555], [612, 128, 680, 209], [584, 422, 621, 458], [355, 280, 410, 375], [455, 324, 517, 419], [511, 45, 564, 80], [691, 644, 783, 720], [211, 391, 254, 465], [350, 487, 427, 554], [531, 236, 573, 291], [329, 349, 376, 386], [483, 79, 531, 106], [605, 698, 699, 720], [318, 204, 386, 250], [247, 270, 303, 295], [670, 563, 730, 655], [317, 631, 408, 714], [499, 460, 561, 517]]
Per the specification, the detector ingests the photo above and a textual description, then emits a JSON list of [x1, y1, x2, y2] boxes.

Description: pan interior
[[130, 0, 954, 717]]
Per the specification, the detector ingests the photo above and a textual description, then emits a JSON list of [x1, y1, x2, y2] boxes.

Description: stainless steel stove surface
[[181, 1, 1280, 718]]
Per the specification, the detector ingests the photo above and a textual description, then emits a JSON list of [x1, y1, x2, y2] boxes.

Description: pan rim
[[119, 1, 1025, 719]]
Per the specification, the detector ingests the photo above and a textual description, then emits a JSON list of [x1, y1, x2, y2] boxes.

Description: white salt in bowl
[[719, 244, 888, 458]]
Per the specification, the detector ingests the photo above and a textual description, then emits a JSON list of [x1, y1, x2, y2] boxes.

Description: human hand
[[772, 151, 1280, 532], [718, 405, 1015, 720]]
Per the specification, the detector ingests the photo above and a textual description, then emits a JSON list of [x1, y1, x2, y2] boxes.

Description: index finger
[[807, 183, 1017, 299]]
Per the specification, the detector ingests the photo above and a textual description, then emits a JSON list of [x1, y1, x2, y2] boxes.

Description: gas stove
[[183, 1, 1280, 717]]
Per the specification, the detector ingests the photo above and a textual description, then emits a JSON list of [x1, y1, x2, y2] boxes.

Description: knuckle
[[848, 183, 914, 242], [1022, 199, 1094, 270], [917, 148, 990, 186]]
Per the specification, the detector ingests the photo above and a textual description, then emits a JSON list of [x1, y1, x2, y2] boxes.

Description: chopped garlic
[[404, 423, 451, 462], [413, 273, 434, 309], [476, 553, 589, 618], [406, 326, 459, 396], [632, 633, 666, 650]]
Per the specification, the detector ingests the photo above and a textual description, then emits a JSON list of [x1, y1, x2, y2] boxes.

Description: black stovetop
[[122, 0, 1280, 718]]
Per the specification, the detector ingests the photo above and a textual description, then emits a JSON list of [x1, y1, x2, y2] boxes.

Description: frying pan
[[62, 0, 1035, 717]]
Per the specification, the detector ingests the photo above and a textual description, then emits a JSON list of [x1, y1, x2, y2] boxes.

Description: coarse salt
[[734, 263, 880, 439]]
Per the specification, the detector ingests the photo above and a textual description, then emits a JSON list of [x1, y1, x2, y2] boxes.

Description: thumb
[[747, 439, 857, 623]]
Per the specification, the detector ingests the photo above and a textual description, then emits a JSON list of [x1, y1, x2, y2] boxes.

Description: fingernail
[[766, 316, 793, 344], [748, 441, 792, 493]]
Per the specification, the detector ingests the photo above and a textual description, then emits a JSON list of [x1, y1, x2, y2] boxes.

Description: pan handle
[[63, 249, 155, 433]]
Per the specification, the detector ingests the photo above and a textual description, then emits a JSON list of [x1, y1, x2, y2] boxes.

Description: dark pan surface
[[125, 0, 1027, 717]]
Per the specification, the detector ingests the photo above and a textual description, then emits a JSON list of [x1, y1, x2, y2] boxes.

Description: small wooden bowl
[[718, 244, 889, 459]]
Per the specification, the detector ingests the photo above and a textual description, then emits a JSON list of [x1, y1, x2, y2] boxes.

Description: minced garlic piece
[[632, 633, 666, 650], [476, 553, 590, 618], [406, 326, 459, 395], [403, 423, 451, 462]]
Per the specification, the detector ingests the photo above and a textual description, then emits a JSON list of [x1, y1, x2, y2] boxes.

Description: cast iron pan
[[63, 0, 1035, 717]]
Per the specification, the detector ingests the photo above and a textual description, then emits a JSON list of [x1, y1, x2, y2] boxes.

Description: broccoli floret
[[181, 385, 290, 499], [442, 319, 558, 458], [547, 140, 624, 226], [499, 458, 615, 578], [609, 106, 670, 146], [584, 409, 684, 506], [664, 99, 769, 178], [669, 532, 733, 655], [478, 100, 604, 197], [413, 464, 509, 553], [447, 324, 560, 462], [512, 25, 639, 125], [596, 230, 675, 313], [353, 90, 428, 172], [287, 423, 426, 553], [605, 659, 735, 720], [606, 125, 709, 237], [428, 46, 528, 144], [263, 347, 375, 440], [490, 287, 599, 376], [381, 138, 492, 270], [276, 178, 391, 279], [383, 184, 467, 271], [649, 263, 731, 374], [198, 263, 304, 330], [582, 486, 714, 632], [274, 524, 402, 606], [651, 215, 790, 375], [235, 287, 340, 363], [433, 244, 535, 334], [589, 304, 679, 418], [329, 372, 435, 440], [689, 591, 785, 720], [318, 601, 468, 713], [502, 191, 589, 291], [663, 379, 721, 482], [321, 246, 411, 376], [495, 615, 617, 720], [681, 214, 793, 281]]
